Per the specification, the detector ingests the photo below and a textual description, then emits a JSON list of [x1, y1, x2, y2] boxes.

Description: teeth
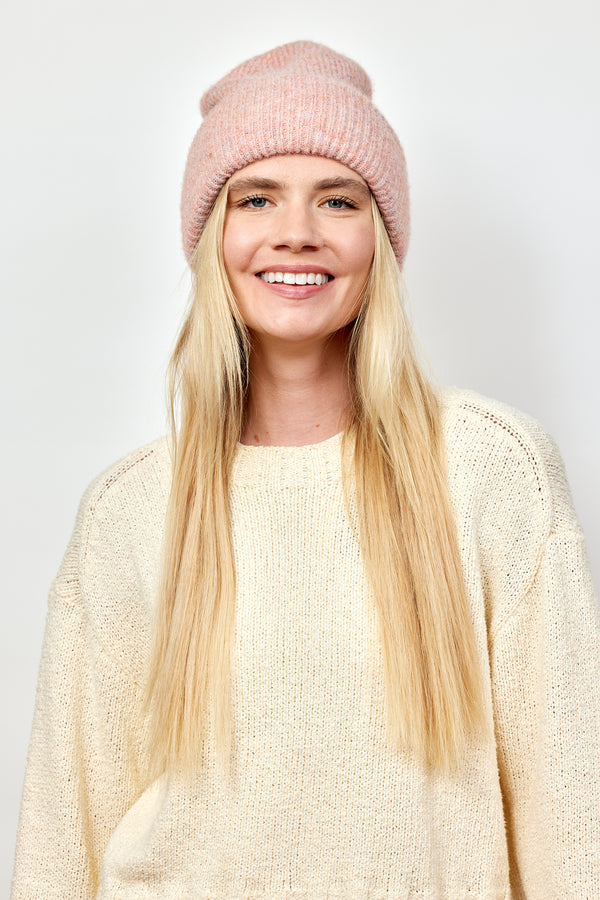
[[260, 272, 330, 285]]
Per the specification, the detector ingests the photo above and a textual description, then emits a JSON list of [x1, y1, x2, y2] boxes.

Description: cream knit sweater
[[12, 388, 600, 899]]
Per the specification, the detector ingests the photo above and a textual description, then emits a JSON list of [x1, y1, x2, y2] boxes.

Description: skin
[[222, 155, 375, 446]]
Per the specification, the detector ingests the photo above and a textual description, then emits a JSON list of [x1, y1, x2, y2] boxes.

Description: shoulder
[[52, 436, 172, 677], [58, 435, 171, 570], [439, 386, 580, 537], [439, 388, 584, 629], [79, 434, 171, 526], [76, 432, 172, 574]]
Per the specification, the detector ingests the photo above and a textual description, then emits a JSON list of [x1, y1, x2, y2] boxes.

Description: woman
[[12, 41, 600, 899]]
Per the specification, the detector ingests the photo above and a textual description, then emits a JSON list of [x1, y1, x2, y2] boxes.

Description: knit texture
[[181, 41, 410, 267], [11, 389, 600, 899]]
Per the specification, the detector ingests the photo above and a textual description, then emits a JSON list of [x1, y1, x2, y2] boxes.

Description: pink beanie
[[181, 41, 409, 267]]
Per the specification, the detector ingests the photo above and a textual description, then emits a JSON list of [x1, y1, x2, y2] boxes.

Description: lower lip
[[255, 275, 333, 300]]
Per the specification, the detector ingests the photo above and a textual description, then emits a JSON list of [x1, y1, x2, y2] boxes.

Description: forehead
[[227, 154, 370, 191]]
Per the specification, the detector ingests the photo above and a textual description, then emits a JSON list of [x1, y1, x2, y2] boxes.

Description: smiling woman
[[222, 156, 375, 404], [12, 40, 600, 900]]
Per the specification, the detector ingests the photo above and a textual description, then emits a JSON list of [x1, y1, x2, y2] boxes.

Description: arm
[[11, 490, 149, 899], [445, 391, 600, 896], [491, 526, 600, 898]]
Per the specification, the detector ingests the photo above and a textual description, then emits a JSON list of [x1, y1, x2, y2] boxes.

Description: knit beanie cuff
[[181, 42, 410, 267]]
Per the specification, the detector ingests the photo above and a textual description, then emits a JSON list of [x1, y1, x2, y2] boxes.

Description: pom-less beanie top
[[180, 41, 410, 267]]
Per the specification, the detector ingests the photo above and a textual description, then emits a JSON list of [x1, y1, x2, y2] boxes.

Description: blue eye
[[246, 196, 268, 208], [324, 195, 357, 210]]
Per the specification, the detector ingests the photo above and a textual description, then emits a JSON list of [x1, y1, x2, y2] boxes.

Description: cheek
[[222, 222, 257, 277], [339, 226, 375, 321], [222, 227, 238, 277], [362, 221, 376, 260], [345, 224, 375, 280]]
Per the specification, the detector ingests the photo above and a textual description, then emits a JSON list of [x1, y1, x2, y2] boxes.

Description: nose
[[270, 201, 324, 253]]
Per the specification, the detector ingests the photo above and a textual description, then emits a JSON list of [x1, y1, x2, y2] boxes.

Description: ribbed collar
[[231, 431, 344, 488]]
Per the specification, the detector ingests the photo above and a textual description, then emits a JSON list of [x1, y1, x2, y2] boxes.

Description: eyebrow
[[314, 177, 371, 198], [227, 175, 371, 199]]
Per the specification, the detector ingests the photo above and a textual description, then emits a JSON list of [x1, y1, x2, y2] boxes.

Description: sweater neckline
[[232, 430, 344, 487]]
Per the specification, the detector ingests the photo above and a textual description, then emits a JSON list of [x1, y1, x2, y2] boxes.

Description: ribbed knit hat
[[181, 41, 409, 267]]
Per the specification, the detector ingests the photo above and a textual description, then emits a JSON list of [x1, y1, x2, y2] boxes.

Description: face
[[222, 155, 375, 348]]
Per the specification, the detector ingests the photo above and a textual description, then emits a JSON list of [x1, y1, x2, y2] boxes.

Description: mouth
[[256, 270, 334, 285]]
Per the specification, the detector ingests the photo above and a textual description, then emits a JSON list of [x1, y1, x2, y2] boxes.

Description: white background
[[2, 0, 599, 888]]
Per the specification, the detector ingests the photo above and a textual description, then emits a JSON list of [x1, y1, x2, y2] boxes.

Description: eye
[[323, 195, 358, 210], [237, 194, 269, 209]]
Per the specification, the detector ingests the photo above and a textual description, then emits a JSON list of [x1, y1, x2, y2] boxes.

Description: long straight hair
[[144, 183, 488, 778]]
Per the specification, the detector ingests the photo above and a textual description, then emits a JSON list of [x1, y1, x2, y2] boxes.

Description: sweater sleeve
[[490, 523, 600, 898], [11, 487, 149, 899]]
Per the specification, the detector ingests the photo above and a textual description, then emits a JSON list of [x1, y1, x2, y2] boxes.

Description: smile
[[258, 272, 332, 285]]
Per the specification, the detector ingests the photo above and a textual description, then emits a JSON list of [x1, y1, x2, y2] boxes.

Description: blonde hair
[[144, 185, 488, 778]]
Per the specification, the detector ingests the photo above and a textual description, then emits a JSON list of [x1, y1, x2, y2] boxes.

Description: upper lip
[[256, 264, 333, 276]]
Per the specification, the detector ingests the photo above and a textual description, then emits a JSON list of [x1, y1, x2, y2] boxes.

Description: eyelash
[[324, 195, 358, 210], [236, 194, 269, 209], [234, 194, 359, 210]]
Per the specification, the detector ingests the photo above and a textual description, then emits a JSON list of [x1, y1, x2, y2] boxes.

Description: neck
[[240, 331, 352, 446]]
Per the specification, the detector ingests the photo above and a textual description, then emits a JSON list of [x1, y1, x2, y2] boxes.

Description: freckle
[[254, 434, 259, 442], [315, 423, 320, 428]]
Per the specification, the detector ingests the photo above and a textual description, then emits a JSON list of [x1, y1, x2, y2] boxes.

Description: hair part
[[144, 184, 489, 779]]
